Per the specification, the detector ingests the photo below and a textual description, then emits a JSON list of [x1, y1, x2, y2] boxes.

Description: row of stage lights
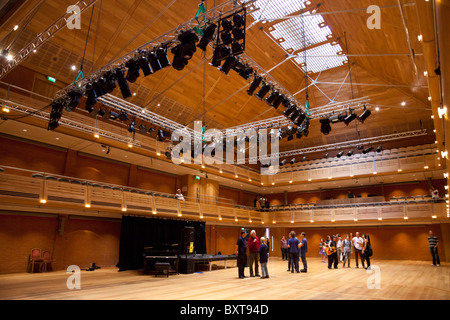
[[278, 145, 383, 168]]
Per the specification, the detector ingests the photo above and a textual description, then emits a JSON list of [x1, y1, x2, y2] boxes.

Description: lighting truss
[[0, 0, 99, 80], [0, 98, 142, 147], [54, 0, 257, 100]]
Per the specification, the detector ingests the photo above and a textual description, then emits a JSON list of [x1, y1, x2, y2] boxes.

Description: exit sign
[[47, 76, 56, 83]]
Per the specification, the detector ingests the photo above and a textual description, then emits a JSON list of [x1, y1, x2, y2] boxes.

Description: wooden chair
[[28, 248, 44, 273], [42, 250, 55, 272]]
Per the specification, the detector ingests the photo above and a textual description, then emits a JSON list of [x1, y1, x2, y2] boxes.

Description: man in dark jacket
[[235, 229, 248, 279]]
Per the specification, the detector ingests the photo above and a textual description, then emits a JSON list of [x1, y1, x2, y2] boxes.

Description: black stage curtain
[[116, 216, 206, 271]]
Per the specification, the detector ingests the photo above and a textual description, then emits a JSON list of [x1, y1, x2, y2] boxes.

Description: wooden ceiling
[[0, 0, 435, 154]]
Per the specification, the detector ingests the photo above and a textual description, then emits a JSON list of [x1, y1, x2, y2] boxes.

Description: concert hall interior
[[0, 0, 449, 301]]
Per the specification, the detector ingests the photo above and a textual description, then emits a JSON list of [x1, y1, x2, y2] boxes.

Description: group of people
[[319, 232, 372, 270], [280, 231, 308, 273], [236, 229, 270, 279]]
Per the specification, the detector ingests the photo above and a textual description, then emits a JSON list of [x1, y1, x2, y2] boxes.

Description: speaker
[[178, 258, 195, 274], [181, 226, 195, 254]]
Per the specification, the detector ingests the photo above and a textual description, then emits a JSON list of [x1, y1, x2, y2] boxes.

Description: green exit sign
[[47, 76, 56, 83], [195, 176, 201, 180]]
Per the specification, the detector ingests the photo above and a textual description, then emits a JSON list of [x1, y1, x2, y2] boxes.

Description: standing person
[[362, 234, 372, 270], [430, 186, 439, 202], [287, 231, 300, 273], [352, 232, 365, 269], [319, 238, 326, 263], [281, 236, 289, 261], [428, 230, 440, 266], [299, 232, 308, 273], [342, 234, 352, 268], [336, 234, 343, 263], [247, 230, 260, 277], [235, 229, 248, 279], [327, 235, 338, 269], [259, 237, 269, 278]]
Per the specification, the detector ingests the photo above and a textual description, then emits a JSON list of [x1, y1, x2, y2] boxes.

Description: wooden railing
[[0, 165, 447, 225]]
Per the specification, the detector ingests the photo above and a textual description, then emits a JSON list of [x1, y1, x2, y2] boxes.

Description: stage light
[[376, 145, 383, 153], [236, 65, 253, 80], [125, 58, 140, 83], [358, 108, 372, 123], [231, 41, 244, 55], [157, 130, 166, 142], [347, 149, 354, 157], [344, 112, 357, 125], [148, 51, 162, 72], [172, 30, 199, 71], [255, 83, 271, 100], [280, 159, 286, 167], [290, 158, 296, 165], [363, 147, 374, 154], [138, 53, 153, 76], [293, 110, 306, 127], [265, 91, 280, 106], [247, 76, 262, 95], [115, 68, 132, 99], [102, 71, 117, 94], [65, 90, 82, 112], [85, 84, 97, 112], [287, 135, 294, 142], [324, 153, 329, 158], [289, 108, 300, 122], [156, 48, 171, 69], [220, 56, 237, 75], [337, 151, 344, 158], [48, 101, 64, 130], [128, 121, 136, 133], [197, 23, 217, 51], [98, 108, 106, 117], [320, 118, 332, 135], [210, 45, 230, 68], [107, 111, 119, 120], [283, 103, 296, 118], [272, 94, 284, 109]]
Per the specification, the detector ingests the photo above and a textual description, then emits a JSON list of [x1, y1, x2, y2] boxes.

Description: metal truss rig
[[54, 0, 257, 100], [0, 0, 99, 80]]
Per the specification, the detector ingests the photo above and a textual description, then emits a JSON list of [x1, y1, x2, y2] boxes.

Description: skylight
[[249, 0, 307, 21], [294, 43, 348, 74], [269, 13, 332, 52]]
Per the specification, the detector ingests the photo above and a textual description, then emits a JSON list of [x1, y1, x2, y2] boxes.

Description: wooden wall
[[268, 224, 448, 262], [0, 213, 121, 274]]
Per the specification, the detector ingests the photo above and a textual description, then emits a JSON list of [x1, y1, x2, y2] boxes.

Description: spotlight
[[347, 149, 354, 157], [92, 78, 106, 97], [219, 56, 237, 75], [66, 90, 82, 112], [289, 108, 300, 122], [302, 156, 307, 162], [358, 108, 372, 123], [231, 41, 244, 55], [265, 91, 280, 106], [286, 125, 296, 136], [293, 110, 306, 127], [272, 94, 284, 109], [210, 45, 230, 68], [125, 58, 140, 83], [376, 145, 383, 153], [344, 112, 357, 125], [255, 83, 271, 100], [324, 153, 329, 158], [156, 48, 171, 69], [138, 53, 153, 76], [237, 65, 253, 80], [107, 111, 119, 120], [301, 119, 310, 137], [247, 76, 262, 95], [115, 68, 132, 99], [172, 30, 199, 71], [98, 108, 106, 117], [148, 51, 162, 72], [363, 147, 374, 154], [283, 104, 296, 118], [197, 24, 217, 51], [337, 151, 345, 158], [280, 159, 286, 167], [320, 118, 332, 135], [102, 71, 117, 94], [48, 101, 64, 130], [157, 130, 166, 142], [85, 84, 97, 112], [290, 158, 296, 165], [128, 120, 136, 133]]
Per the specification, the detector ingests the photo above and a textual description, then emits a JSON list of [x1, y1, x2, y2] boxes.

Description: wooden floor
[[0, 258, 448, 300]]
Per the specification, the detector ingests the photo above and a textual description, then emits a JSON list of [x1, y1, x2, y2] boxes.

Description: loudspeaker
[[178, 258, 195, 274], [181, 226, 195, 254]]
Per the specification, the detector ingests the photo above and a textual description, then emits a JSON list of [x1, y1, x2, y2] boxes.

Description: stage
[[0, 258, 448, 300]]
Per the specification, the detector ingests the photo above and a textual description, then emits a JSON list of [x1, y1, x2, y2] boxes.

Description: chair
[[42, 250, 55, 272], [28, 248, 44, 273]]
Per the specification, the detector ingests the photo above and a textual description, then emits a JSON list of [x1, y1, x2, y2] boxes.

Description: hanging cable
[[74, 4, 96, 85]]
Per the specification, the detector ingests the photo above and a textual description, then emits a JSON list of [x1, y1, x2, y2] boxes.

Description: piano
[[143, 244, 180, 276]]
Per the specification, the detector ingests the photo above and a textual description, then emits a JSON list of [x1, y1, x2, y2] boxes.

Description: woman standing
[[362, 234, 372, 270], [319, 238, 326, 263]]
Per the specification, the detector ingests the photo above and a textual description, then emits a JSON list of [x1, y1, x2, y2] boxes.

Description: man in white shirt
[[352, 232, 365, 268], [176, 189, 185, 201]]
